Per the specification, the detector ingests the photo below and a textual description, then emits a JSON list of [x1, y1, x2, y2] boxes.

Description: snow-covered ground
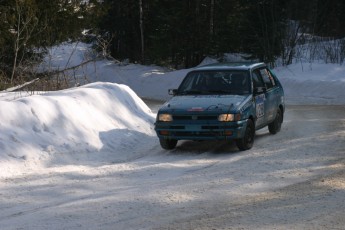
[[35, 42, 345, 104], [0, 42, 344, 229]]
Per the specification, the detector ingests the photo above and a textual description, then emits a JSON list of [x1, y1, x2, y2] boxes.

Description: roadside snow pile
[[0, 82, 156, 178], [36, 42, 345, 104], [91, 60, 345, 104], [275, 63, 345, 105], [1, 42, 345, 179]]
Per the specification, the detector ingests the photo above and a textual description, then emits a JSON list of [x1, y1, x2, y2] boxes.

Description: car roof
[[194, 62, 266, 71]]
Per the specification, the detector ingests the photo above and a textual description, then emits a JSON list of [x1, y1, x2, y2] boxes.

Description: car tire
[[159, 138, 177, 150], [268, 108, 283, 134], [236, 119, 255, 151]]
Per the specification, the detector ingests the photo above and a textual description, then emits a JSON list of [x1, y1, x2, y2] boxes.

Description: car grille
[[173, 115, 217, 120]]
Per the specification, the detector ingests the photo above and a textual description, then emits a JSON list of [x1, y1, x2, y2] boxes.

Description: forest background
[[1, 0, 345, 90]]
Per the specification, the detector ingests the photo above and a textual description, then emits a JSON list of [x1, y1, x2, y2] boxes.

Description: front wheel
[[236, 119, 255, 151], [159, 138, 177, 150], [268, 108, 283, 134]]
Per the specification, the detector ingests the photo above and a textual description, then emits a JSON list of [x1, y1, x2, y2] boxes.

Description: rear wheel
[[268, 108, 283, 134], [159, 138, 177, 150], [236, 119, 255, 151]]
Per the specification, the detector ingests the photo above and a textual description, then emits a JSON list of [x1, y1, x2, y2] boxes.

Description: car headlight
[[218, 114, 240, 122], [158, 113, 173, 122]]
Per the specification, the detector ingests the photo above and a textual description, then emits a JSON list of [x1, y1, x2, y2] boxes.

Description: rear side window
[[259, 68, 276, 89]]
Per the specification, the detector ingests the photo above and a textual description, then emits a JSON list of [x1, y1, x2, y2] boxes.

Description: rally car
[[154, 62, 285, 151]]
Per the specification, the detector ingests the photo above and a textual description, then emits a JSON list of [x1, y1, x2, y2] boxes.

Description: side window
[[259, 68, 275, 89], [267, 69, 277, 86], [252, 70, 265, 90]]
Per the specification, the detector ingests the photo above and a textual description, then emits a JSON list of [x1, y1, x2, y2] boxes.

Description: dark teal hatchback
[[154, 62, 285, 151]]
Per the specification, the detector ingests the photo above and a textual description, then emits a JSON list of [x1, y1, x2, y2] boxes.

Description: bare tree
[[10, 0, 38, 84], [281, 21, 305, 65], [96, 33, 115, 58]]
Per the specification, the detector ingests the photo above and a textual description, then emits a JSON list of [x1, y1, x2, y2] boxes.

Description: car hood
[[159, 95, 252, 113]]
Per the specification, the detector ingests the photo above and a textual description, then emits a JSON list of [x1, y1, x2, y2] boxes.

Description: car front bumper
[[154, 119, 248, 141]]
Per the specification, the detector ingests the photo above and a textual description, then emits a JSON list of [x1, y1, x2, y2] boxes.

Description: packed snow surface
[[0, 42, 344, 229]]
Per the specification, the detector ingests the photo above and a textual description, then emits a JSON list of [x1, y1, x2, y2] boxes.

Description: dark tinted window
[[178, 70, 251, 95]]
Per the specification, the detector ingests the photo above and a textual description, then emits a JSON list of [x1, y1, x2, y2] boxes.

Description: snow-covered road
[[0, 105, 344, 229]]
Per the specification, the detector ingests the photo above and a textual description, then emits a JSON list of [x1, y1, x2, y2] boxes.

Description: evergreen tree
[[238, 0, 287, 65], [0, 0, 88, 85], [98, 0, 142, 62], [96, 0, 289, 67]]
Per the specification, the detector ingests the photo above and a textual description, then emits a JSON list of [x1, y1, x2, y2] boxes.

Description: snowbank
[[37, 42, 345, 104], [0, 82, 155, 178], [2, 42, 345, 177], [275, 63, 345, 105]]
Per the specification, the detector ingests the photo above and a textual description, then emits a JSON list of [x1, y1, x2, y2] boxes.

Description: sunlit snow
[[1, 41, 345, 177]]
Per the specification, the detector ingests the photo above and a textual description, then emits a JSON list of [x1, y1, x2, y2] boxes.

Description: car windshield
[[177, 70, 251, 95]]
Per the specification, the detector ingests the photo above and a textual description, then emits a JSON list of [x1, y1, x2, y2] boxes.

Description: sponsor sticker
[[255, 94, 265, 118], [188, 107, 204, 111]]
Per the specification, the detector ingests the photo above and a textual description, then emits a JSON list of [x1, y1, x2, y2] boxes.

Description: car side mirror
[[254, 87, 266, 95], [168, 89, 178, 96]]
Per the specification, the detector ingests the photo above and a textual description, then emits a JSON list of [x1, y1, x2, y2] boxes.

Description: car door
[[251, 70, 267, 129], [258, 67, 280, 124]]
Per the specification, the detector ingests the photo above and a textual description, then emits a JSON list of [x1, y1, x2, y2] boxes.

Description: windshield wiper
[[179, 90, 205, 95], [207, 90, 233, 94]]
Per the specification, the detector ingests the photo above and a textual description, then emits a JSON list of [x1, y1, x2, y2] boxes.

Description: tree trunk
[[210, 0, 215, 37], [139, 0, 145, 63]]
